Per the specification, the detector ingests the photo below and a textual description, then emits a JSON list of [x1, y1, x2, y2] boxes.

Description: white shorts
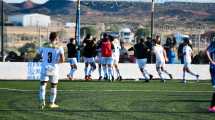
[[40, 65, 59, 84], [84, 57, 95, 63], [156, 61, 165, 68], [136, 59, 147, 69], [40, 74, 59, 84], [101, 57, 113, 65], [184, 62, 191, 69], [113, 57, 119, 65], [68, 58, 77, 65]]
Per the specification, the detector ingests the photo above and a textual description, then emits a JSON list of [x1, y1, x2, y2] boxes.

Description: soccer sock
[[210, 92, 215, 107], [39, 84, 46, 101], [103, 66, 107, 77], [157, 69, 164, 80], [183, 71, 186, 80], [99, 66, 102, 77], [71, 68, 77, 77], [50, 88, 57, 104], [188, 71, 197, 77], [163, 69, 170, 75], [84, 67, 88, 76], [116, 68, 121, 77], [143, 68, 150, 79]]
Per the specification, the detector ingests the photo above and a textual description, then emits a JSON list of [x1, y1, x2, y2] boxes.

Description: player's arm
[[163, 48, 168, 62], [59, 47, 65, 63]]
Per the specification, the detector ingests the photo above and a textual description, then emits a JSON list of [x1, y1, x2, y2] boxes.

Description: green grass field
[[0, 80, 215, 120]]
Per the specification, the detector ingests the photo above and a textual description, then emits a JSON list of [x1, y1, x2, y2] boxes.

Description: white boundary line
[[0, 88, 213, 93]]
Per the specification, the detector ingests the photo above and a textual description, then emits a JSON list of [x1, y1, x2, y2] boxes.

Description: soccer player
[[82, 35, 97, 80], [67, 38, 78, 80], [129, 38, 153, 82], [182, 38, 199, 83], [37, 32, 65, 109], [111, 37, 122, 81], [206, 38, 215, 112], [101, 33, 114, 81], [96, 39, 103, 80], [153, 35, 173, 82]]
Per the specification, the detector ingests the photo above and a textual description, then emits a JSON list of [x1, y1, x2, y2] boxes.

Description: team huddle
[[36, 32, 215, 112]]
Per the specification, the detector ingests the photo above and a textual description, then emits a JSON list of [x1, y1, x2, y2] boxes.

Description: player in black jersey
[[67, 38, 78, 80]]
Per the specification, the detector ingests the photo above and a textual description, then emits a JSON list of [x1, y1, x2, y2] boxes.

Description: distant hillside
[[4, 0, 215, 24]]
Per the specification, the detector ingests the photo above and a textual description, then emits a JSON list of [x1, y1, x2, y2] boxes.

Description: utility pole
[[1, 0, 4, 61], [75, 0, 81, 62], [151, 0, 155, 38]]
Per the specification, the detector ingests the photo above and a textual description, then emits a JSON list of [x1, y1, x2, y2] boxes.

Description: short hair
[[49, 32, 58, 41], [70, 38, 75, 42]]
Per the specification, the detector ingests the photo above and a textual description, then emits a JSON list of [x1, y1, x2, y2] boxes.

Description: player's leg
[[161, 64, 173, 80], [114, 57, 122, 80], [84, 59, 89, 80], [88, 60, 96, 80], [185, 64, 199, 81], [156, 63, 165, 82], [39, 74, 48, 109], [183, 65, 187, 83], [102, 57, 108, 80], [107, 57, 114, 81], [49, 76, 59, 108], [98, 63, 103, 80], [208, 64, 215, 112]]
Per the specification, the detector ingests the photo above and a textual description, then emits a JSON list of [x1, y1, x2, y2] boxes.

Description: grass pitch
[[0, 80, 215, 120]]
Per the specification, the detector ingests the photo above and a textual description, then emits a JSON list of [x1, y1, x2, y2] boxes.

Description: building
[[8, 13, 51, 27]]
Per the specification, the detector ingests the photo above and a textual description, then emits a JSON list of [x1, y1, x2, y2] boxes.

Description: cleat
[[104, 76, 108, 80], [183, 79, 187, 84], [98, 76, 103, 80], [145, 79, 149, 83], [49, 103, 59, 108], [149, 74, 153, 80], [169, 74, 173, 80], [111, 76, 114, 82], [85, 76, 89, 81], [67, 75, 74, 80], [117, 76, 122, 81], [161, 79, 166, 83], [39, 101, 46, 110], [208, 106, 215, 112]]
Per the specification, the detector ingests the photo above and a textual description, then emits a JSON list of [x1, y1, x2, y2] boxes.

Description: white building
[[8, 13, 51, 27]]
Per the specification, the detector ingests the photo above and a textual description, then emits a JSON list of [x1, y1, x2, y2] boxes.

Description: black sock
[[211, 92, 215, 107]]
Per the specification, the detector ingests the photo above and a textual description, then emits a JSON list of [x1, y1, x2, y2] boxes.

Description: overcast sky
[[4, 0, 215, 4]]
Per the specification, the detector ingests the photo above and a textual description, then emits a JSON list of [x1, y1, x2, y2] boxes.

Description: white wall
[[8, 14, 51, 27], [0, 62, 211, 81]]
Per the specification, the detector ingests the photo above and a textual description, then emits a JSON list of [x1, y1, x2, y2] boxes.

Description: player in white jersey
[[37, 32, 65, 109], [153, 36, 173, 82], [112, 38, 122, 81], [182, 38, 199, 83]]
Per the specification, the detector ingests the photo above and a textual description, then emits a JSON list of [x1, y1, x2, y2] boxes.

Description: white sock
[[50, 88, 57, 104], [71, 68, 77, 77], [108, 66, 113, 78], [39, 84, 46, 101], [143, 68, 150, 79]]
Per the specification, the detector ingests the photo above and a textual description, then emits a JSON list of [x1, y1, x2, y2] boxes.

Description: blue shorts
[[210, 64, 215, 86]]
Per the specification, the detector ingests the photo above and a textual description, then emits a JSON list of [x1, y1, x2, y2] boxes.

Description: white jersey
[[183, 45, 192, 64], [38, 42, 64, 75], [153, 44, 165, 63]]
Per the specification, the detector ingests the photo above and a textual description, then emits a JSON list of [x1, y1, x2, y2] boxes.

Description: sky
[[3, 0, 215, 4]]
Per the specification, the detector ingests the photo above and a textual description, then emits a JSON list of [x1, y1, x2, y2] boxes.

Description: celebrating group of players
[[36, 32, 215, 112]]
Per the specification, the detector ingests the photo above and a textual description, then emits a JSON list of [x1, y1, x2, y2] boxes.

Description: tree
[[135, 28, 150, 39], [80, 26, 96, 38]]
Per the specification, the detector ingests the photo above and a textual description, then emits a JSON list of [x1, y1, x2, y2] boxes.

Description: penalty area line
[[0, 88, 214, 93]]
